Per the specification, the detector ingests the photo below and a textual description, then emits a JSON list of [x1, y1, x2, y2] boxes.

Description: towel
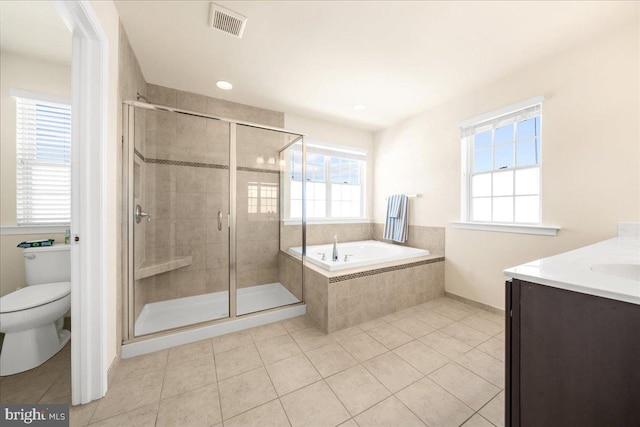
[[383, 195, 408, 243]]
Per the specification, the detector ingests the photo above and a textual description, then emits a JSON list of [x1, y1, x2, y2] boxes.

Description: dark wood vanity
[[505, 278, 640, 427]]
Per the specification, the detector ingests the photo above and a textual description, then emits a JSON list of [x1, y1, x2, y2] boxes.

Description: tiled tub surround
[[304, 255, 445, 333], [372, 223, 445, 254]]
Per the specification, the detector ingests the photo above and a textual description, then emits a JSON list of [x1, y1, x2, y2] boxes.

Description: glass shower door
[[128, 104, 230, 337], [234, 124, 304, 315]]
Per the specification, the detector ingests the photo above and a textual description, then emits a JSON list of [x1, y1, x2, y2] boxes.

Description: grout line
[[211, 344, 225, 426]]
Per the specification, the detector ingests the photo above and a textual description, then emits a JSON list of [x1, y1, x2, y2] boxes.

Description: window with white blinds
[[14, 94, 71, 225], [460, 97, 542, 224]]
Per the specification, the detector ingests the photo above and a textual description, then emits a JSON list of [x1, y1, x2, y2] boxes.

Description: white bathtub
[[289, 240, 430, 272]]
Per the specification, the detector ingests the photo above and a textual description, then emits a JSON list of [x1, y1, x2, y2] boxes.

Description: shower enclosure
[[122, 101, 305, 342]]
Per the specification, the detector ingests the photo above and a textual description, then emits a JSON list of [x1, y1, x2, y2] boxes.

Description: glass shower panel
[[130, 105, 230, 336], [235, 125, 303, 315]]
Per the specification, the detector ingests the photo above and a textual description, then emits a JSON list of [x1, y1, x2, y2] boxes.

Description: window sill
[[0, 225, 69, 235], [450, 221, 560, 236], [283, 218, 372, 226]]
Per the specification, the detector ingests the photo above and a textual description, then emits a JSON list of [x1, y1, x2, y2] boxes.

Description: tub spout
[[332, 234, 339, 261]]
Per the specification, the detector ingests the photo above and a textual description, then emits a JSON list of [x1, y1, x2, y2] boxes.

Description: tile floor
[[2, 297, 506, 427]]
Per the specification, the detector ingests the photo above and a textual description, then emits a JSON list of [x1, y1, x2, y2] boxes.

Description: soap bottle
[[65, 229, 71, 245]]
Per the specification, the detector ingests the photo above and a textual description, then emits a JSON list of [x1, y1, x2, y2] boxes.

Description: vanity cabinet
[[505, 278, 640, 427]]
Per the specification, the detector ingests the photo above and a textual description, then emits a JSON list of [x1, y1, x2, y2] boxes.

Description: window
[[14, 92, 71, 225], [461, 98, 542, 224], [289, 144, 365, 220], [248, 182, 278, 214]]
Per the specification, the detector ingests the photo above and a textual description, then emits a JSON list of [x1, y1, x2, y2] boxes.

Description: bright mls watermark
[[1, 405, 69, 426]]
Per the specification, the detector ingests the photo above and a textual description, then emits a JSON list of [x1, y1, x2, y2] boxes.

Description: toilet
[[0, 244, 71, 376]]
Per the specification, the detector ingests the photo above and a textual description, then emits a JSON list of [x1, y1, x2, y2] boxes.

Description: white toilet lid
[[0, 282, 70, 313]]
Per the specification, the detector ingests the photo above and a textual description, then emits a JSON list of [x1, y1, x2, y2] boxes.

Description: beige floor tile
[[362, 351, 423, 393], [460, 315, 504, 336], [354, 396, 426, 427], [249, 322, 288, 342], [393, 340, 449, 375], [70, 401, 99, 427], [215, 344, 263, 380], [40, 368, 71, 402], [462, 414, 495, 427], [39, 394, 71, 404], [366, 324, 414, 349], [477, 337, 505, 362], [382, 308, 415, 323], [88, 403, 158, 427], [218, 367, 277, 420], [280, 381, 350, 427], [337, 333, 387, 363], [212, 330, 254, 354], [265, 353, 321, 396], [456, 349, 504, 388], [290, 327, 334, 352], [396, 377, 474, 427], [161, 355, 217, 399], [224, 399, 290, 427], [338, 419, 358, 427], [413, 310, 456, 329], [390, 316, 435, 338], [358, 318, 388, 331], [430, 304, 475, 321], [329, 326, 363, 341], [306, 343, 358, 378], [494, 330, 505, 342], [326, 365, 390, 416], [0, 364, 66, 404], [281, 315, 316, 333], [110, 350, 168, 384], [255, 333, 302, 365], [419, 331, 473, 359], [156, 384, 221, 427], [479, 390, 505, 427], [440, 322, 492, 347], [416, 298, 448, 310], [429, 362, 500, 410], [167, 339, 213, 368], [91, 370, 164, 422], [475, 310, 505, 326]]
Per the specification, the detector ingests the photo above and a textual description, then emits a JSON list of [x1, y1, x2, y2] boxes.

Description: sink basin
[[591, 263, 640, 281]]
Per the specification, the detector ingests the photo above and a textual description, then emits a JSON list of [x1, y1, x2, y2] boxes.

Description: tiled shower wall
[[133, 83, 295, 317]]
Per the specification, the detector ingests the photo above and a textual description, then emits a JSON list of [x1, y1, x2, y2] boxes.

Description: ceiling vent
[[208, 3, 247, 38]]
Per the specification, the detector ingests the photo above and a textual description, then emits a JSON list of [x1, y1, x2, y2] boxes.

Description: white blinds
[[15, 96, 72, 225], [459, 97, 543, 138]]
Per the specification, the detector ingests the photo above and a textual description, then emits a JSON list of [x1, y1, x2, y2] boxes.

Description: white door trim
[[52, 0, 109, 405]]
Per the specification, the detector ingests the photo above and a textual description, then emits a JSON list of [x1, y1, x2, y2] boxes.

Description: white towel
[[383, 194, 408, 243]]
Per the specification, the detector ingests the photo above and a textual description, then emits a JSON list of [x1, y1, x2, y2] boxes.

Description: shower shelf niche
[[134, 256, 192, 280]]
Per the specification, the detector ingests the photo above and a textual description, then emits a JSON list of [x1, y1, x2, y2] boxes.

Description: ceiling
[[116, 1, 636, 131], [0, 0, 71, 65]]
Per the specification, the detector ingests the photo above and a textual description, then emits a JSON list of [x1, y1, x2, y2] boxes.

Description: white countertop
[[504, 237, 640, 305]]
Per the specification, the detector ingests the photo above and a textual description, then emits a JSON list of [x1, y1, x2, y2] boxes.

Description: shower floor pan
[[135, 282, 300, 336]]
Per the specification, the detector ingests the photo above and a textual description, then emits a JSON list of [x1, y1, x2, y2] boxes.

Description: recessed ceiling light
[[216, 80, 233, 90], [353, 104, 366, 111]]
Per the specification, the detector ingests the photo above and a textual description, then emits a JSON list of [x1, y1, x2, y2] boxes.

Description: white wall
[[0, 52, 71, 297], [89, 0, 121, 371], [285, 113, 375, 218], [374, 23, 639, 310]]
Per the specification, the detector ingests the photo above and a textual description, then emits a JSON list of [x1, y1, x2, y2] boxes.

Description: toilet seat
[[0, 282, 70, 313]]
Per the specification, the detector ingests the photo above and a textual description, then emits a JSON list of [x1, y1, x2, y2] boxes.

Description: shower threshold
[[135, 282, 300, 336]]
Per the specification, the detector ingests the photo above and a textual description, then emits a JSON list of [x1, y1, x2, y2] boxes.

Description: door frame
[[52, 0, 109, 405]]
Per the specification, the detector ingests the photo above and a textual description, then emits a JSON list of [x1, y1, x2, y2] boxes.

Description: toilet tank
[[23, 244, 71, 285]]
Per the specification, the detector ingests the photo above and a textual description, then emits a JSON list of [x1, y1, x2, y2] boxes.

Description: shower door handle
[[135, 205, 151, 223], [218, 211, 223, 231]]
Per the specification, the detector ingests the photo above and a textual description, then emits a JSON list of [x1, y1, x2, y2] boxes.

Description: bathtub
[[289, 240, 430, 271]]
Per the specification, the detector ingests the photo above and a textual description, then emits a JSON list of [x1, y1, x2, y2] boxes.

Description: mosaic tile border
[[134, 152, 280, 174], [237, 166, 281, 175], [328, 257, 444, 283], [146, 158, 229, 169]]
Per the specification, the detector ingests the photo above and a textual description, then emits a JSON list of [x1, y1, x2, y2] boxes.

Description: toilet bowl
[[0, 244, 71, 376], [0, 282, 71, 375]]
